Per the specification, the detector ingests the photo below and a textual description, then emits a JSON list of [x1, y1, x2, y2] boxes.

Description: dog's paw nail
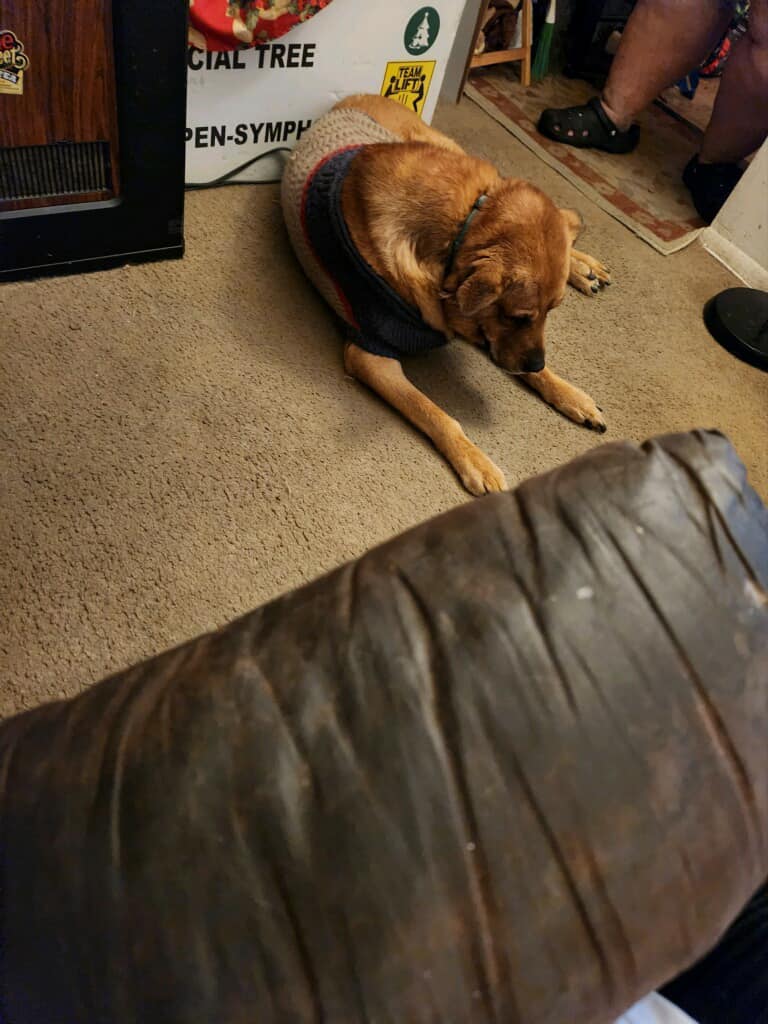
[[587, 271, 597, 280], [584, 416, 607, 433], [591, 284, 599, 293], [597, 405, 603, 412]]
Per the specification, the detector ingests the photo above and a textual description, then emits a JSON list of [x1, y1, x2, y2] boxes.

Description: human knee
[[746, 29, 768, 85], [746, 0, 768, 50], [730, 2, 768, 85], [634, 0, 715, 13]]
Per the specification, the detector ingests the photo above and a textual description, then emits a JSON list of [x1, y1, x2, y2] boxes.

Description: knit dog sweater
[[281, 108, 447, 360]]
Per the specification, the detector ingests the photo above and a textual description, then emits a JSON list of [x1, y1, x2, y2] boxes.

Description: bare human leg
[[601, 0, 733, 130], [699, 0, 768, 163]]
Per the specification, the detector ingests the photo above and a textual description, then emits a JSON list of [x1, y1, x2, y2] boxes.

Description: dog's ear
[[560, 208, 583, 244], [455, 258, 504, 317]]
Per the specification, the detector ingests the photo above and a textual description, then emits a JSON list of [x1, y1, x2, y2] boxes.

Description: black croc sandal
[[538, 97, 640, 154], [683, 155, 744, 224]]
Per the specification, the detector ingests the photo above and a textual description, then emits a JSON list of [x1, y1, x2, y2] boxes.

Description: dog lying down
[[281, 93, 610, 495]]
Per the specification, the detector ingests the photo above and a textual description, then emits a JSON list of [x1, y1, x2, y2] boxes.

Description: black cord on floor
[[185, 146, 292, 190]]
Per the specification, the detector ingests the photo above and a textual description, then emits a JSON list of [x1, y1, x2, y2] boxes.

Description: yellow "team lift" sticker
[[380, 60, 435, 117]]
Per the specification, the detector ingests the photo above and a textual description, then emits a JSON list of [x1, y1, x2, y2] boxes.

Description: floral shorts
[[725, 0, 750, 36], [700, 0, 750, 76]]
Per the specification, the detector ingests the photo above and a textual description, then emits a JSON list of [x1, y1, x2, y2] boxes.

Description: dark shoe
[[537, 97, 640, 154], [683, 155, 743, 224]]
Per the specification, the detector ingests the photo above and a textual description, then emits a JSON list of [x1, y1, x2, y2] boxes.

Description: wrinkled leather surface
[[0, 431, 766, 1024]]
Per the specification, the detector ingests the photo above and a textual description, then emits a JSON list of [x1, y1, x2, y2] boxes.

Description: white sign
[[185, 1, 466, 185]]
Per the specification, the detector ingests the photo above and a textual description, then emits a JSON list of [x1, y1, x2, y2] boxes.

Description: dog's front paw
[[570, 249, 611, 296], [450, 438, 508, 496], [553, 384, 607, 432]]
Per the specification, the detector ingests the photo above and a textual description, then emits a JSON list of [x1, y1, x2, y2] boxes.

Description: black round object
[[703, 287, 768, 371]]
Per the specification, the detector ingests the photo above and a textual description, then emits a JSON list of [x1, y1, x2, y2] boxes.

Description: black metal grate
[[0, 141, 112, 201]]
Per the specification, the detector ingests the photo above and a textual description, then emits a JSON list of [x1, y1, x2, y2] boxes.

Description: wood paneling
[[0, 0, 119, 210]]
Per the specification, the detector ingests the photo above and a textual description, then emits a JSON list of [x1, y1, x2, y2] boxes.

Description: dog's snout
[[521, 352, 545, 374]]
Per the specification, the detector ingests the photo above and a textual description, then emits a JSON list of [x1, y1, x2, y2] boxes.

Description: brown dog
[[282, 94, 610, 495]]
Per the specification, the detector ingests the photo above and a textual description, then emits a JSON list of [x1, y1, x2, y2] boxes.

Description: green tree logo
[[404, 6, 440, 56]]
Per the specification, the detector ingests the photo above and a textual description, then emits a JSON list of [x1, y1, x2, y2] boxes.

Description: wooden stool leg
[[461, 0, 534, 94], [457, 0, 493, 101], [521, 0, 533, 87]]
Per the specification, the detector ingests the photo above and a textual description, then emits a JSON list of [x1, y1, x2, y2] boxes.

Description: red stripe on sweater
[[299, 146, 361, 330]]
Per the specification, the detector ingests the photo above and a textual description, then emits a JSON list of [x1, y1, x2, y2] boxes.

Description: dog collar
[[444, 193, 488, 277]]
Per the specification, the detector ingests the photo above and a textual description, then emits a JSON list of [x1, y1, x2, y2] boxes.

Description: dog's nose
[[521, 352, 545, 374]]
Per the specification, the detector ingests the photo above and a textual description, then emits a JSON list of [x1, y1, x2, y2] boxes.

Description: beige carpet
[[1, 98, 766, 718]]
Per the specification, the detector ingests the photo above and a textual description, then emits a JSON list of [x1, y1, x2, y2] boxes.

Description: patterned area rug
[[466, 68, 707, 255]]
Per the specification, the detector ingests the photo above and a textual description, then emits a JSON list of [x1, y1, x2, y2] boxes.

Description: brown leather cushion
[[0, 430, 766, 1023]]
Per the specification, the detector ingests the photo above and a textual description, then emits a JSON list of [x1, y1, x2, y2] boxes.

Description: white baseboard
[[700, 227, 768, 291]]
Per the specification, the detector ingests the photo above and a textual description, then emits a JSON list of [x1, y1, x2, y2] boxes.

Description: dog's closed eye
[[501, 312, 534, 326]]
